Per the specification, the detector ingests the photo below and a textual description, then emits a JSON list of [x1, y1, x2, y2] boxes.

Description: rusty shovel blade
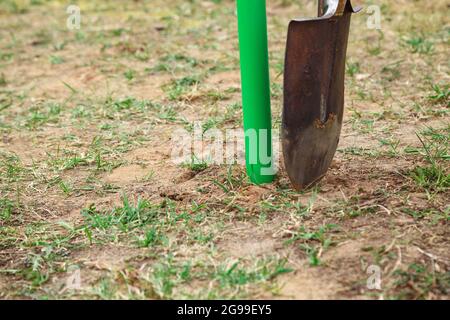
[[282, 0, 360, 190]]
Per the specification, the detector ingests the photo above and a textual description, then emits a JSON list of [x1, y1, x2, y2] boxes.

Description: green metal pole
[[237, 0, 275, 184]]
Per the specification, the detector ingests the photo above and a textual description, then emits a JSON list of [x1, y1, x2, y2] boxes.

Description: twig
[[416, 247, 449, 265]]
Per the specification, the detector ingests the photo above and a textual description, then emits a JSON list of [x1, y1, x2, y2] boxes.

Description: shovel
[[237, 0, 359, 189], [282, 0, 360, 190]]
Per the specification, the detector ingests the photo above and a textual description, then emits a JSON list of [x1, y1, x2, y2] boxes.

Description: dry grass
[[0, 0, 448, 299]]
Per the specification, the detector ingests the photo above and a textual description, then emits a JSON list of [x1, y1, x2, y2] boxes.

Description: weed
[[137, 227, 166, 247], [0, 73, 6, 86], [346, 61, 360, 77], [25, 102, 62, 129], [59, 180, 73, 195], [182, 155, 209, 172], [82, 196, 159, 234], [146, 255, 187, 298], [0, 153, 27, 183], [0, 198, 15, 221], [428, 84, 449, 106], [149, 54, 200, 74], [391, 263, 449, 299], [403, 36, 434, 54], [381, 62, 402, 82], [49, 55, 64, 65], [285, 224, 338, 266], [379, 138, 401, 157], [401, 207, 449, 224], [407, 129, 449, 193], [164, 76, 201, 100], [216, 258, 292, 288], [108, 97, 151, 112], [124, 69, 135, 81]]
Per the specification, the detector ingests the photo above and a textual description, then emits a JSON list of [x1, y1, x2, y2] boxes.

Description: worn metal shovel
[[282, 0, 360, 190]]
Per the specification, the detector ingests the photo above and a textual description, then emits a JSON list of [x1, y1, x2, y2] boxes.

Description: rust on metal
[[315, 113, 337, 129], [282, 0, 359, 190]]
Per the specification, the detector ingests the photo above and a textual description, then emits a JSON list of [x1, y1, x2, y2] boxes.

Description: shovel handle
[[236, 0, 275, 184], [319, 0, 352, 17]]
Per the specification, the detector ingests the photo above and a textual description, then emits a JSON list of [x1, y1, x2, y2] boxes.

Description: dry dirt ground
[[0, 0, 448, 299]]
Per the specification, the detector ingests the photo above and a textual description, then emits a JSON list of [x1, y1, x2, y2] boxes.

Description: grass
[[401, 207, 449, 224], [123, 69, 135, 81], [24, 102, 62, 129], [82, 196, 158, 233], [403, 35, 434, 54], [0, 0, 448, 300], [346, 61, 361, 77], [0, 152, 27, 183], [145, 256, 292, 299], [0, 73, 6, 86], [137, 226, 167, 247], [428, 84, 450, 106], [407, 127, 449, 194], [49, 55, 64, 65], [164, 75, 202, 101], [182, 155, 209, 172], [0, 198, 15, 221], [149, 54, 200, 74], [285, 224, 338, 266], [390, 263, 450, 299]]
